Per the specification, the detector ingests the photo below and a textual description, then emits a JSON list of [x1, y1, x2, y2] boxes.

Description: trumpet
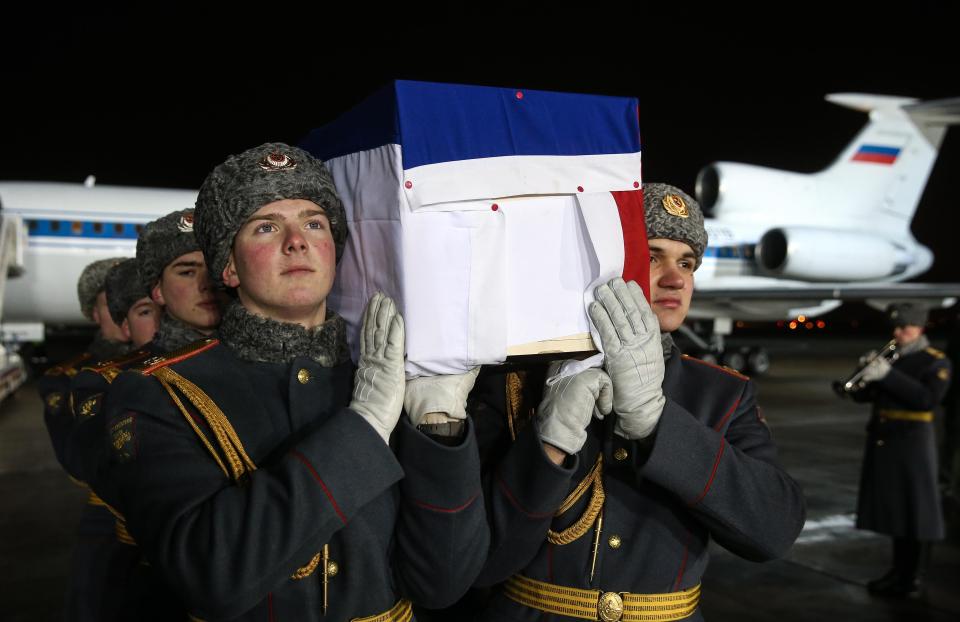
[[833, 339, 899, 396]]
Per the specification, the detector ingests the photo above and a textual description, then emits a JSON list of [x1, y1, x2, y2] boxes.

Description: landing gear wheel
[[747, 348, 771, 376], [722, 350, 746, 372]]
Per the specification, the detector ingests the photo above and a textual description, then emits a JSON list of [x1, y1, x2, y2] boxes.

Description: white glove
[[350, 292, 406, 444], [860, 355, 892, 383], [404, 367, 480, 427], [589, 278, 666, 440], [536, 361, 613, 455], [859, 350, 878, 366]]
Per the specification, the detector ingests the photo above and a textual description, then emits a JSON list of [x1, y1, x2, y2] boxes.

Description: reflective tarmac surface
[[1, 338, 957, 621]]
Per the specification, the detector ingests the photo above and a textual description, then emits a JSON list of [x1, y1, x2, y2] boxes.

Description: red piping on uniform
[[691, 439, 727, 506], [682, 355, 748, 380], [291, 451, 347, 524], [267, 592, 275, 621], [410, 491, 480, 514], [496, 473, 555, 519], [713, 398, 741, 432], [142, 339, 220, 374], [673, 530, 692, 590]]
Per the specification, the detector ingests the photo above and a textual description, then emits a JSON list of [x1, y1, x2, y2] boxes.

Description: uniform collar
[[153, 312, 211, 352], [897, 334, 929, 357], [87, 330, 130, 363], [218, 300, 349, 366], [661, 335, 683, 398]]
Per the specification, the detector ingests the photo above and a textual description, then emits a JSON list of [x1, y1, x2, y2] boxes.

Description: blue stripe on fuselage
[[703, 244, 756, 259], [24, 218, 141, 240]]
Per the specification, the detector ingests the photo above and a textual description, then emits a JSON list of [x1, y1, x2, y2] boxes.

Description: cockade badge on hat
[[258, 151, 298, 171], [177, 212, 194, 233], [662, 194, 689, 218]]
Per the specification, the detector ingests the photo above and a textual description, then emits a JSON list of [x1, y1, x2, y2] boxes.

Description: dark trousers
[[892, 537, 931, 582]]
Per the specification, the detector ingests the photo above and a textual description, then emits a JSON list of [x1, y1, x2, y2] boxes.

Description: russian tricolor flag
[[301, 81, 646, 374], [851, 144, 901, 165]]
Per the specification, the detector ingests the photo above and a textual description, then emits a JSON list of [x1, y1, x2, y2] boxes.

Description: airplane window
[[93, 222, 104, 233], [114, 223, 124, 234], [135, 224, 144, 234], [72, 221, 83, 235], [28, 220, 38, 231], [50, 221, 61, 232]]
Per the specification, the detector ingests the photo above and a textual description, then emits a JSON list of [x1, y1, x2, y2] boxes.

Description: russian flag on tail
[[851, 144, 901, 165]]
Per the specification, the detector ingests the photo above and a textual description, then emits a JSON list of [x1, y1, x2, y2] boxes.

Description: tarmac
[[1, 336, 957, 621]]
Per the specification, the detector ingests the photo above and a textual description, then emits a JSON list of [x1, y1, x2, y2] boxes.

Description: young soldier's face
[[648, 238, 696, 333], [152, 251, 221, 331], [224, 199, 336, 326], [92, 290, 129, 342], [125, 297, 161, 347], [893, 324, 923, 346]]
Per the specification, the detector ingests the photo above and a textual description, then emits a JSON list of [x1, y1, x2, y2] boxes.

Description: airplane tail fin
[[820, 93, 960, 234]]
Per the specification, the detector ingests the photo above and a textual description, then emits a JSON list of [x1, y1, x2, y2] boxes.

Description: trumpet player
[[848, 303, 952, 598]]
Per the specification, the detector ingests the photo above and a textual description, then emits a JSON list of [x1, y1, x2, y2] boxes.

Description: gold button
[[297, 368, 311, 384], [608, 534, 622, 549], [877, 440, 885, 447], [613, 447, 628, 461], [326, 561, 339, 577]]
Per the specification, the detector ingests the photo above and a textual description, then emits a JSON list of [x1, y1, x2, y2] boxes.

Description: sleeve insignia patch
[[76, 394, 104, 421], [45, 392, 63, 411], [938, 368, 950, 381], [110, 415, 137, 463]]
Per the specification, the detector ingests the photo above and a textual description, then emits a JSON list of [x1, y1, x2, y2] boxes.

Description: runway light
[[797, 315, 806, 322], [735, 321, 745, 328], [776, 320, 784, 328], [805, 322, 814, 329], [816, 320, 826, 329], [789, 321, 798, 330]]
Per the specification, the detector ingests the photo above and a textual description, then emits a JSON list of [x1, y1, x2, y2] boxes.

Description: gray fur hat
[[643, 183, 708, 268], [77, 257, 125, 320], [194, 142, 347, 289], [105, 258, 146, 325], [136, 208, 201, 296], [886, 302, 928, 327]]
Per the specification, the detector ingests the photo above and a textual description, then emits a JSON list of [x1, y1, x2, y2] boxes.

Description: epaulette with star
[[925, 347, 946, 360], [132, 338, 219, 376], [681, 354, 750, 381]]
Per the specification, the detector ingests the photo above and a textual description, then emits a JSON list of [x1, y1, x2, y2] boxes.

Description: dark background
[[3, 7, 959, 333]]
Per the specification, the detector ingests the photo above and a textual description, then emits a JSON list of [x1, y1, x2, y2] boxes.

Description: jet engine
[[696, 162, 812, 218], [755, 227, 900, 281]]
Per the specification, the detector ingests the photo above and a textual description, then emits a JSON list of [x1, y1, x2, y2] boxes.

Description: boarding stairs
[[0, 210, 28, 402]]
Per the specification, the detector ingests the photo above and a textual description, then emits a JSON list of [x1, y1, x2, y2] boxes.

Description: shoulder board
[[925, 347, 945, 359], [132, 338, 220, 376], [80, 348, 155, 383], [681, 354, 750, 381], [44, 352, 93, 377]]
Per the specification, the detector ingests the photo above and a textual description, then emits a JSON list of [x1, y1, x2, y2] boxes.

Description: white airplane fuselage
[[0, 181, 195, 325]]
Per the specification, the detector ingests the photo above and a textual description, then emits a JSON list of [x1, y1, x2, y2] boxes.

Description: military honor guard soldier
[[469, 184, 806, 622], [60, 209, 226, 619], [36, 256, 132, 622], [94, 143, 489, 621], [850, 302, 952, 597]]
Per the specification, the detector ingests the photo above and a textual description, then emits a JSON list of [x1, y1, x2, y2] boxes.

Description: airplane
[[0, 94, 956, 379], [0, 177, 195, 342], [686, 93, 960, 372]]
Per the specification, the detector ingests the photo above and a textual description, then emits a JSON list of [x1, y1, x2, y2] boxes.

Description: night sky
[[4, 8, 958, 293]]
